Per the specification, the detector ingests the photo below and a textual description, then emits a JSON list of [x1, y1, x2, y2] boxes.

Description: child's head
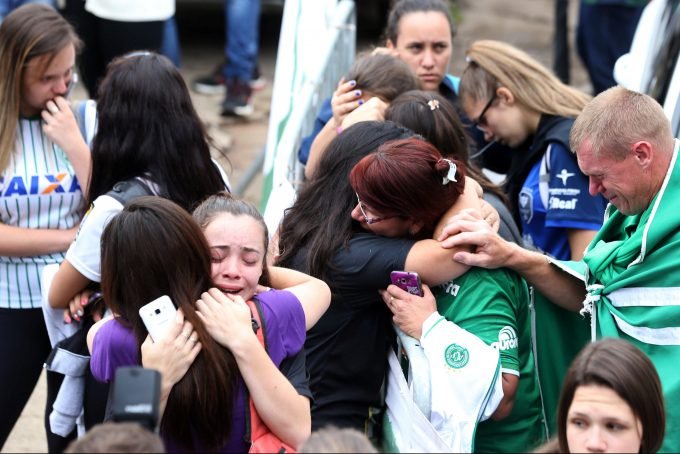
[[386, 90, 468, 161], [344, 52, 419, 100]]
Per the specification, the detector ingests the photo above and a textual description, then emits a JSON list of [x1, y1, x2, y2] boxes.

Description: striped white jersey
[[0, 118, 84, 309]]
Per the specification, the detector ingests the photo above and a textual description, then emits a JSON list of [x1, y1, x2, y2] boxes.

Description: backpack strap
[[243, 300, 292, 453], [244, 300, 263, 445], [106, 179, 154, 206], [247, 299, 266, 350]]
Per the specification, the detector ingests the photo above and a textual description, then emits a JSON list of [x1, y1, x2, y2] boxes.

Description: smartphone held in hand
[[390, 271, 424, 297], [139, 295, 177, 342]]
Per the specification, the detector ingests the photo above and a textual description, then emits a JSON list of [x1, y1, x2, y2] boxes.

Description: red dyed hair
[[350, 137, 466, 234]]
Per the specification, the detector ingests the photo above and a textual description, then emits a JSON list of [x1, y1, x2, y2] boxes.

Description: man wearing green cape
[[441, 86, 678, 452]]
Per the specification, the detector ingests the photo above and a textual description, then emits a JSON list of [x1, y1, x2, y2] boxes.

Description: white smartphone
[[138, 295, 177, 342]]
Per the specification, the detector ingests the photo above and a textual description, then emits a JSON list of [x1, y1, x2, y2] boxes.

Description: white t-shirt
[[65, 193, 123, 282], [85, 0, 174, 22]]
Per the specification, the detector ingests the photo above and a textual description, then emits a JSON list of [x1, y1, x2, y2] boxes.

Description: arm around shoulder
[[267, 266, 330, 330], [440, 217, 586, 312]]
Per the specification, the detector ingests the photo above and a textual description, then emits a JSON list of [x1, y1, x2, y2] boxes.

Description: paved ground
[[2, 1, 588, 451]]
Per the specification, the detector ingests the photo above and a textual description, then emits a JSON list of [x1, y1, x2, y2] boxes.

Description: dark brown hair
[[344, 52, 419, 101], [386, 89, 508, 205], [385, 0, 455, 45], [556, 338, 665, 453], [89, 52, 226, 210], [276, 121, 416, 280], [100, 197, 238, 451]]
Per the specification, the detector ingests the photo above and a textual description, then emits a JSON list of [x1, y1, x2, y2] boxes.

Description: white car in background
[[614, 0, 680, 137]]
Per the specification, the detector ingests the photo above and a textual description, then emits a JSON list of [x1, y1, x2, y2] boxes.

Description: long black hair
[[277, 121, 415, 280], [101, 197, 238, 451], [88, 52, 225, 211]]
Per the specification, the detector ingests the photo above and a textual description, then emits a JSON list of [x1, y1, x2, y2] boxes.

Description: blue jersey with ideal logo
[[519, 142, 606, 260]]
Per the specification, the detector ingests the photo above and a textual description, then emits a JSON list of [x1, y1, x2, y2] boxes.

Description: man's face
[[577, 142, 650, 215], [387, 11, 452, 92]]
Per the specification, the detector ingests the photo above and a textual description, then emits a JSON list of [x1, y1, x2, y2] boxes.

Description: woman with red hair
[[351, 137, 547, 452], [276, 121, 485, 440]]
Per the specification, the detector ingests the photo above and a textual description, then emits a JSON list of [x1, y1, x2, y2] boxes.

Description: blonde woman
[[459, 39, 607, 435], [0, 4, 90, 448]]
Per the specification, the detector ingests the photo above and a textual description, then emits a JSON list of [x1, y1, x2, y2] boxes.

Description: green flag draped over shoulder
[[575, 139, 680, 452]]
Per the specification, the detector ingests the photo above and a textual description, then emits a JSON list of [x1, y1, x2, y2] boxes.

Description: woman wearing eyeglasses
[[0, 5, 92, 449], [353, 137, 547, 453], [459, 39, 607, 434], [276, 121, 486, 440]]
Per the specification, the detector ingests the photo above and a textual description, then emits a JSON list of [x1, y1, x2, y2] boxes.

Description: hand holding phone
[[390, 271, 424, 297], [139, 295, 178, 342]]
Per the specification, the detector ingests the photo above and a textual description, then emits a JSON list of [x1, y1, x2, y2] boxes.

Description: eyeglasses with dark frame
[[472, 92, 497, 131], [356, 193, 394, 225]]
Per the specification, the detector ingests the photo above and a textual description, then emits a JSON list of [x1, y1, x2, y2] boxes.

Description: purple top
[[90, 289, 306, 453]]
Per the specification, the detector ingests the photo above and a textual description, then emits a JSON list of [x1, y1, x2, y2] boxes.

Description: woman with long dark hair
[[48, 51, 227, 313]]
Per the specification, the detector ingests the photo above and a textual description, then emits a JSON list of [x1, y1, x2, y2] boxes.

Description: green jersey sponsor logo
[[492, 326, 518, 351], [444, 343, 469, 369], [440, 281, 461, 297]]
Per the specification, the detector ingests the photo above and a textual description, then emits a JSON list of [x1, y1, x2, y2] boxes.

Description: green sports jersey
[[435, 268, 547, 453]]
